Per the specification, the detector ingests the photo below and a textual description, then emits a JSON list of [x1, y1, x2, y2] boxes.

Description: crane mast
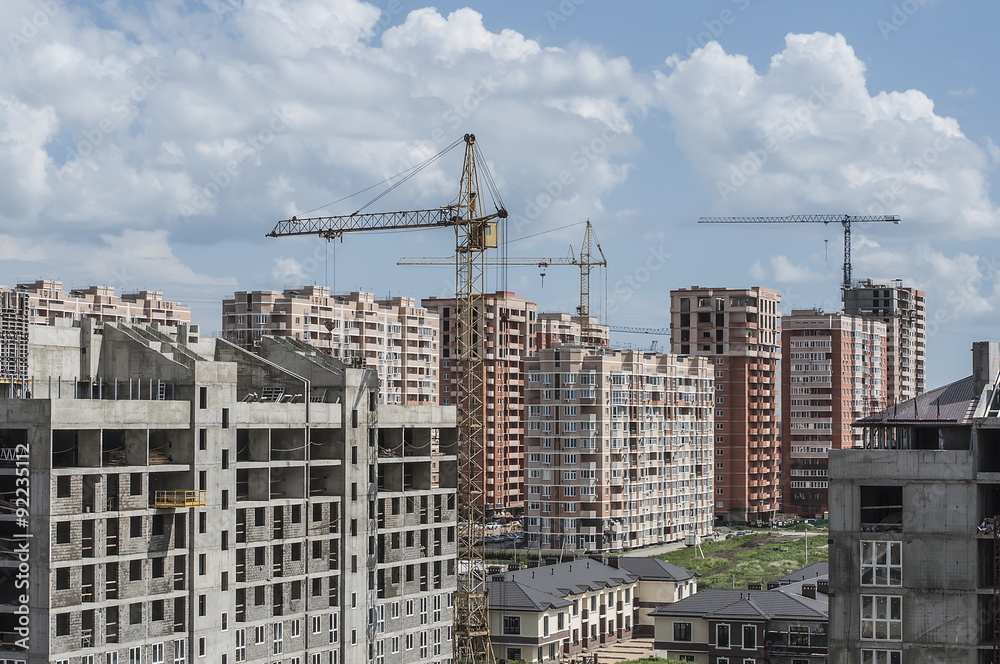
[[268, 134, 504, 664], [698, 214, 900, 290]]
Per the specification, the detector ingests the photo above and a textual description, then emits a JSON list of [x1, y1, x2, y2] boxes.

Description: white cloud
[[654, 32, 1000, 238], [0, 234, 45, 261], [271, 256, 308, 283], [749, 255, 827, 284], [83, 230, 237, 287], [947, 87, 976, 97]]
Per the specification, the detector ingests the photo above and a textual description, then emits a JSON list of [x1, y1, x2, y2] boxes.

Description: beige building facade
[[15, 280, 191, 327], [523, 346, 714, 552]]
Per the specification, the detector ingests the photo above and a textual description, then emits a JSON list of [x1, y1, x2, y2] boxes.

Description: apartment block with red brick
[[669, 286, 781, 525], [781, 309, 887, 518], [221, 287, 439, 405], [843, 279, 926, 404], [422, 291, 535, 518]]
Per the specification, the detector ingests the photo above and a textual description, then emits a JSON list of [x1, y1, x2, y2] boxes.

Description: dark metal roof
[[650, 585, 827, 622], [772, 561, 828, 584], [854, 375, 978, 426], [616, 557, 696, 582], [487, 559, 642, 613]]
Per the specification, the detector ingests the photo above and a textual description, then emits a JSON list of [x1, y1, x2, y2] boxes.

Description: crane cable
[[297, 137, 465, 217]]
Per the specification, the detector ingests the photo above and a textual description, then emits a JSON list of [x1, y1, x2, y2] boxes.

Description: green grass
[[658, 533, 828, 589]]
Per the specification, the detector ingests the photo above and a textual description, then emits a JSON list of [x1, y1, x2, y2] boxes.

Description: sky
[[1, 0, 998, 389]]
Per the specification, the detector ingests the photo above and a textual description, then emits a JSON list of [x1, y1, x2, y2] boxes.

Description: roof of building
[[616, 556, 696, 582], [772, 561, 828, 584], [854, 375, 978, 426], [650, 583, 828, 622], [487, 559, 645, 612]]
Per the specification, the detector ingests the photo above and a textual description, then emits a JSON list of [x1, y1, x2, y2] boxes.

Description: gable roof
[[650, 585, 827, 622], [616, 556, 696, 582], [487, 559, 639, 613], [772, 561, 828, 584]]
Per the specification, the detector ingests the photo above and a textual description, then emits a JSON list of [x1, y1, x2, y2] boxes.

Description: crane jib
[[266, 208, 457, 237]]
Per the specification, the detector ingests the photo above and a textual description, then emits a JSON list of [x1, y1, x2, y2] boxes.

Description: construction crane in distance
[[698, 214, 900, 291], [607, 326, 669, 335], [398, 220, 608, 343], [268, 133, 504, 664]]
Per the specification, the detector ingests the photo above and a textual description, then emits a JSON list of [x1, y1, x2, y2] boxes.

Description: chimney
[[817, 579, 830, 595], [802, 584, 817, 599], [974, 342, 1000, 395], [607, 557, 620, 569]]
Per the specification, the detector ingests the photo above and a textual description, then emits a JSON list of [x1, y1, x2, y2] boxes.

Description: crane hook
[[538, 262, 548, 287]]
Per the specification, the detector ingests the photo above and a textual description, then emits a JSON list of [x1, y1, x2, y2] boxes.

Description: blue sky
[[1, 0, 998, 388]]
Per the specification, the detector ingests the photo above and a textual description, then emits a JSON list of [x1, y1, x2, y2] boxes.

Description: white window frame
[[860, 540, 902, 586], [860, 595, 902, 641]]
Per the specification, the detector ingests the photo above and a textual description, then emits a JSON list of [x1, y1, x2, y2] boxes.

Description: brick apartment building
[[15, 279, 191, 327], [221, 287, 439, 406], [523, 346, 714, 551], [669, 286, 781, 525], [781, 309, 887, 518], [422, 291, 535, 518], [843, 279, 926, 404], [535, 313, 609, 348]]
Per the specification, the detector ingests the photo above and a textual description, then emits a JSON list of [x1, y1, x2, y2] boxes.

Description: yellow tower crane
[[267, 134, 504, 663], [398, 220, 608, 343]]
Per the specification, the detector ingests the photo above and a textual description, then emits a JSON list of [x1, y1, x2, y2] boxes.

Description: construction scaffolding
[[0, 290, 28, 394]]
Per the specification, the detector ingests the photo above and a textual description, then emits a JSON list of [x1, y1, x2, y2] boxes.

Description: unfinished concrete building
[[0, 288, 28, 397], [15, 280, 191, 327], [222, 288, 439, 407], [843, 279, 926, 404], [0, 322, 457, 664], [827, 341, 1000, 664], [523, 347, 714, 552]]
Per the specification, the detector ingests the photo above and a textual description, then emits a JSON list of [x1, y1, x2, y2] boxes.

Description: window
[[861, 540, 902, 586], [788, 625, 810, 646], [742, 625, 756, 649], [860, 650, 902, 664], [716, 623, 730, 648], [255, 626, 265, 644], [151, 643, 164, 664], [503, 615, 521, 635], [129, 647, 142, 664], [198, 637, 206, 658], [861, 595, 902, 640], [273, 623, 283, 655], [173, 639, 186, 664], [673, 622, 692, 642], [235, 629, 246, 663]]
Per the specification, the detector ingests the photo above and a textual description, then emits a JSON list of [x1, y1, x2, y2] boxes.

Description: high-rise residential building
[[669, 287, 782, 525], [535, 313, 610, 348], [828, 341, 1000, 664], [522, 346, 714, 552], [843, 279, 926, 403], [781, 309, 887, 519], [0, 287, 28, 394], [422, 291, 536, 518], [15, 280, 191, 327], [0, 321, 457, 664], [221, 287, 439, 406]]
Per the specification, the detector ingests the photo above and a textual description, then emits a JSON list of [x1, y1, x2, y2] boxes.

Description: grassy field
[[657, 532, 828, 589]]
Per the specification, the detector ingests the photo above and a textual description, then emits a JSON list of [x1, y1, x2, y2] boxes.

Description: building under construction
[[828, 341, 1000, 664], [0, 287, 28, 397]]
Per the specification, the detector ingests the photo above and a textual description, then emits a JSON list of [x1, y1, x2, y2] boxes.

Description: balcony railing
[[152, 490, 206, 508]]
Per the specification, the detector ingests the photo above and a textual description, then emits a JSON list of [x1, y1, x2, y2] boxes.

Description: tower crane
[[607, 326, 669, 335], [398, 220, 607, 343], [698, 214, 900, 290], [268, 134, 504, 663]]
